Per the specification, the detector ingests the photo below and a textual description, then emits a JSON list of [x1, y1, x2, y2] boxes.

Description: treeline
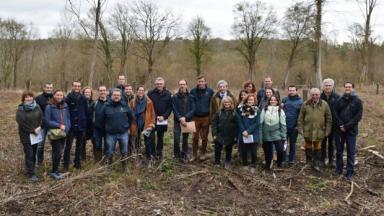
[[0, 0, 383, 91]]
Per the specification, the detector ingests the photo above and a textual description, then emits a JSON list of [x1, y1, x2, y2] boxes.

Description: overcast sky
[[1, 0, 383, 43]]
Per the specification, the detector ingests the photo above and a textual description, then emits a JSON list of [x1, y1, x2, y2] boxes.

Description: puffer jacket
[[45, 102, 71, 134], [260, 106, 287, 142], [282, 95, 303, 129]]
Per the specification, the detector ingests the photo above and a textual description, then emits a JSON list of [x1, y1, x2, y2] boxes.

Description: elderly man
[[297, 88, 332, 171], [334, 82, 363, 181], [210, 80, 236, 121], [320, 78, 340, 167], [103, 88, 134, 173], [257, 76, 280, 107]]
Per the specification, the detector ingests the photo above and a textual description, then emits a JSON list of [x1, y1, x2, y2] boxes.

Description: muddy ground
[[0, 90, 383, 215]]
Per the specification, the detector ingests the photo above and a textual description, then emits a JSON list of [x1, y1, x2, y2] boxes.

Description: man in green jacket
[[297, 88, 332, 171]]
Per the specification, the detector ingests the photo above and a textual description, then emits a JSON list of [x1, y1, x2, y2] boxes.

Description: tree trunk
[[87, 0, 101, 88], [314, 0, 323, 88]]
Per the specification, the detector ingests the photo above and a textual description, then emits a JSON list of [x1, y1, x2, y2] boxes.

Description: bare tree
[[0, 18, 29, 88], [67, 0, 106, 87], [232, 1, 276, 81], [131, 0, 179, 84], [110, 3, 135, 76], [349, 0, 378, 83], [98, 20, 114, 85], [313, 0, 325, 87], [188, 16, 211, 77], [282, 2, 314, 89]]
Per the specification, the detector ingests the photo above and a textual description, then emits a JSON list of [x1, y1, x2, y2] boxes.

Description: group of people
[[16, 75, 363, 182]]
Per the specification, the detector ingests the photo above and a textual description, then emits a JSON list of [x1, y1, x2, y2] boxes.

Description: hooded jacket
[[282, 95, 303, 129]]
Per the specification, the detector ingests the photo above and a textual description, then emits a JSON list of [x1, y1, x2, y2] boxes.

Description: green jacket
[[297, 99, 332, 142], [260, 106, 287, 142]]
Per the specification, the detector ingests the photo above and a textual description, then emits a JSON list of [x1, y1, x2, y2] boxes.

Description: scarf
[[135, 97, 147, 130], [240, 104, 258, 119], [23, 100, 37, 111]]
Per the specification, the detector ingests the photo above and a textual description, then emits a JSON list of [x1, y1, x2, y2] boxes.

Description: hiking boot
[[50, 172, 64, 180]]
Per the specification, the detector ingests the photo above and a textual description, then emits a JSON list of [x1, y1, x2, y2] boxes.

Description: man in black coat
[[35, 82, 53, 165], [320, 78, 340, 167], [64, 81, 88, 170], [147, 77, 172, 161], [257, 76, 280, 108], [334, 82, 363, 181]]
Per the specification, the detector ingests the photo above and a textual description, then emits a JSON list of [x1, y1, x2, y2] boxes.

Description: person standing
[[260, 96, 287, 169], [124, 84, 135, 104], [16, 91, 44, 181], [172, 79, 195, 162], [130, 86, 156, 169], [103, 89, 134, 173], [281, 85, 303, 165], [82, 87, 94, 161], [45, 90, 71, 180], [92, 86, 108, 162], [237, 94, 260, 168], [242, 80, 256, 94], [258, 87, 275, 109], [257, 76, 281, 106], [109, 75, 127, 103], [212, 96, 238, 169], [320, 78, 340, 167], [334, 82, 363, 181], [35, 82, 53, 165], [297, 88, 332, 171], [210, 80, 237, 121], [147, 77, 172, 161], [64, 81, 88, 170], [190, 75, 214, 161]]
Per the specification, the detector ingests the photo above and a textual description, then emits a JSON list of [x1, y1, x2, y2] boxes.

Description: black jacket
[[16, 104, 44, 144], [147, 88, 172, 119], [334, 93, 363, 135], [65, 91, 88, 131], [321, 91, 340, 127], [92, 98, 108, 130], [190, 85, 214, 117], [212, 109, 239, 145], [35, 92, 53, 113], [172, 91, 195, 122]]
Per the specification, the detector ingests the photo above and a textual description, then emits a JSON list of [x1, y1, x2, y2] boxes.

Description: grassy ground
[[0, 89, 383, 215]]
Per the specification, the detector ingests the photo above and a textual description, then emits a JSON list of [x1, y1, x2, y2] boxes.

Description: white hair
[[217, 80, 228, 88], [322, 78, 335, 87], [310, 88, 321, 95]]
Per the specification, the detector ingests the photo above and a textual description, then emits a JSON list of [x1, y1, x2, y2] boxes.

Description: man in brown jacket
[[297, 88, 332, 171]]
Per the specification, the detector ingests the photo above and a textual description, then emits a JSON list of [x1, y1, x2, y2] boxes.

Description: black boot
[[94, 149, 102, 163], [121, 155, 128, 174], [305, 149, 313, 165], [313, 150, 322, 172]]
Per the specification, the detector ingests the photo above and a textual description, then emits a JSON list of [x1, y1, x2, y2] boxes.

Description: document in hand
[[243, 135, 254, 144], [30, 131, 44, 145], [156, 119, 168, 125], [181, 121, 196, 133]]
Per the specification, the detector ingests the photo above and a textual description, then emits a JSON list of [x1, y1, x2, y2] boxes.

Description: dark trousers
[[93, 127, 106, 152], [22, 142, 37, 176], [173, 121, 189, 159], [336, 132, 357, 177], [51, 138, 65, 173], [145, 131, 155, 160], [283, 128, 298, 162], [36, 127, 48, 164], [321, 130, 338, 164], [214, 141, 233, 164], [155, 130, 165, 158], [64, 128, 84, 166], [263, 140, 283, 167], [239, 141, 257, 166]]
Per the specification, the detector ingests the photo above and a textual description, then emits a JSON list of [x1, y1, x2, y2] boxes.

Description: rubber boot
[[121, 155, 128, 174], [305, 149, 313, 165], [313, 150, 322, 172]]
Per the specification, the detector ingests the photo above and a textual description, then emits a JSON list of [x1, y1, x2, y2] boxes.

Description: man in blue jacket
[[190, 75, 214, 161], [281, 84, 303, 165], [92, 85, 108, 162], [334, 82, 363, 181], [172, 79, 195, 162], [103, 88, 134, 173], [320, 78, 340, 167], [64, 81, 88, 170]]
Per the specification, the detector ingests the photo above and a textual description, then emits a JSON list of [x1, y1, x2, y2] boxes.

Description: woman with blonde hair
[[211, 96, 239, 169]]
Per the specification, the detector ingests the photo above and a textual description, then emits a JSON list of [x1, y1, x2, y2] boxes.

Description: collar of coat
[[305, 99, 324, 107]]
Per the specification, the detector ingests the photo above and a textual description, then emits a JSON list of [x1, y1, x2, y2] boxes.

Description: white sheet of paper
[[156, 119, 168, 125], [30, 130, 44, 145], [243, 135, 254, 144]]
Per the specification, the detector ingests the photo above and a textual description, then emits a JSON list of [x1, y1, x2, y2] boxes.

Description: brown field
[[0, 89, 383, 215]]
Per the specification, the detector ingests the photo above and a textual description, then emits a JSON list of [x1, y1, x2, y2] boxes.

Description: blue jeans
[[283, 128, 298, 162], [336, 132, 356, 177], [93, 127, 106, 152], [64, 128, 84, 166], [105, 132, 129, 157], [37, 127, 48, 164], [173, 121, 189, 159]]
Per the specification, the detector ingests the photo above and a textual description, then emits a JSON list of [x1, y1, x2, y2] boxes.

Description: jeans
[[36, 127, 48, 164], [192, 116, 210, 158], [51, 138, 65, 173], [263, 140, 283, 167], [64, 128, 84, 166], [283, 128, 298, 162], [173, 121, 189, 159], [93, 128, 106, 152], [22, 142, 37, 176], [239, 141, 257, 166], [214, 140, 233, 164], [336, 132, 357, 177], [105, 131, 129, 157], [321, 130, 339, 164]]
